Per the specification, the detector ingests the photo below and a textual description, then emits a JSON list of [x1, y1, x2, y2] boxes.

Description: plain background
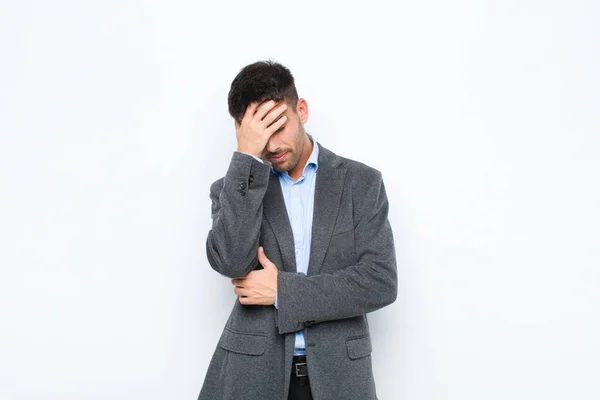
[[1, 1, 599, 399]]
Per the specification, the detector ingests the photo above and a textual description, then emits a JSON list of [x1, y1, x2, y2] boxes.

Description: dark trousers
[[288, 356, 314, 400]]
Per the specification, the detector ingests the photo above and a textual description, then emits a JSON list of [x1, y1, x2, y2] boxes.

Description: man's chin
[[269, 155, 294, 172], [271, 162, 289, 172]]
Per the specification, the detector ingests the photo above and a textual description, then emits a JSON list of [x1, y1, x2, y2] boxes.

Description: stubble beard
[[271, 127, 306, 173], [271, 148, 301, 173]]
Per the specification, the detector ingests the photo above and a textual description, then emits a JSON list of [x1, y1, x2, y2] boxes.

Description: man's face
[[261, 98, 309, 173]]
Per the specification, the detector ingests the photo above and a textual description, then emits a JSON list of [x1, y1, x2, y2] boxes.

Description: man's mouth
[[271, 152, 288, 163]]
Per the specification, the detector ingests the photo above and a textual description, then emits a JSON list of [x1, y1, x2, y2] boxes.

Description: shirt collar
[[306, 135, 320, 173]]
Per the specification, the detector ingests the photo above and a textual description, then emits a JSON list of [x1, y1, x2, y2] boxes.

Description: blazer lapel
[[263, 171, 297, 273], [307, 146, 346, 276]]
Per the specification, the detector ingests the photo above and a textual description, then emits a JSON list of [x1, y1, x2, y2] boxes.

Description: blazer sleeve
[[205, 152, 272, 278], [275, 171, 398, 334]]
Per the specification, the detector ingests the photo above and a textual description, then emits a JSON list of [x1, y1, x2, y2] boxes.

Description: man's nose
[[265, 135, 281, 154]]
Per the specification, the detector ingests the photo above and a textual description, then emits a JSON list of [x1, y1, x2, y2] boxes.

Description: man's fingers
[[239, 296, 251, 305], [266, 114, 287, 135], [234, 286, 250, 297], [262, 102, 287, 127], [236, 99, 288, 157], [257, 246, 275, 268], [253, 100, 277, 121], [255, 99, 288, 125], [257, 246, 267, 263], [241, 101, 260, 123], [231, 278, 245, 286]]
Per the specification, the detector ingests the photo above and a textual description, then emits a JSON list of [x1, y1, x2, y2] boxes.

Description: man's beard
[[271, 148, 302, 172], [270, 126, 306, 173]]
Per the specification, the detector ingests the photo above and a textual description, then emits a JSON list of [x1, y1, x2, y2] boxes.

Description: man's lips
[[270, 152, 288, 163]]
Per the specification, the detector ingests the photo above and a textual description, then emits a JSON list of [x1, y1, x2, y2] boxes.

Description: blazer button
[[239, 182, 247, 190], [249, 175, 254, 183]]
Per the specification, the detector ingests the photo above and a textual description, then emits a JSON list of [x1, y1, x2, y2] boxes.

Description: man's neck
[[288, 135, 314, 181]]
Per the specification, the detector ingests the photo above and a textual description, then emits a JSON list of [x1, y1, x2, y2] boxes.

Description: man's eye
[[276, 125, 285, 133]]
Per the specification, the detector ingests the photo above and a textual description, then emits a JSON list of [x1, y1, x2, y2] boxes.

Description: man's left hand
[[232, 246, 278, 305]]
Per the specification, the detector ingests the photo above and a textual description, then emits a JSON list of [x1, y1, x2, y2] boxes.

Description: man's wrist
[[236, 146, 262, 157], [236, 151, 264, 164]]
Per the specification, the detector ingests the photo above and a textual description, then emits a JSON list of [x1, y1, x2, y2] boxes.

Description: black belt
[[292, 355, 308, 377]]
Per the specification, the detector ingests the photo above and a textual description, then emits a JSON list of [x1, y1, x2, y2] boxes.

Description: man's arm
[[205, 154, 271, 278], [206, 100, 287, 278], [274, 172, 397, 334]]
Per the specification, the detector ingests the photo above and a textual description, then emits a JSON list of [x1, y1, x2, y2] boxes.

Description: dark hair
[[228, 60, 299, 123]]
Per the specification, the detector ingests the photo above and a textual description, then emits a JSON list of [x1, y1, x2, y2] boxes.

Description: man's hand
[[235, 100, 287, 158], [232, 246, 278, 305]]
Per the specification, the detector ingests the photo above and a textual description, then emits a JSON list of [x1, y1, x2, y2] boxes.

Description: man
[[198, 61, 397, 400]]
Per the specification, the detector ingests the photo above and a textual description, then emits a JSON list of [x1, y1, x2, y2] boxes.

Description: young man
[[198, 61, 397, 400]]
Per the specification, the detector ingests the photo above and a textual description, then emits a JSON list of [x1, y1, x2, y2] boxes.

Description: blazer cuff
[[235, 151, 265, 164]]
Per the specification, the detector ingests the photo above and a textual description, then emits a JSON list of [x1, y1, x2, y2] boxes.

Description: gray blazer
[[198, 144, 397, 400]]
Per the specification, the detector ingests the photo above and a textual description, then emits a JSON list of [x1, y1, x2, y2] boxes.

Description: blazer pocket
[[218, 327, 267, 356], [346, 334, 373, 360]]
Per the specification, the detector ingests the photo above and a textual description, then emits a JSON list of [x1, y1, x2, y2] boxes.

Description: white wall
[[1, 1, 599, 399]]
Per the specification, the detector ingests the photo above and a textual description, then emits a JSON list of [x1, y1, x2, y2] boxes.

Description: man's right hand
[[235, 100, 288, 158]]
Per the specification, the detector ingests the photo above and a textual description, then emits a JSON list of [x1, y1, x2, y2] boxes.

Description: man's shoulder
[[322, 145, 383, 185], [323, 148, 388, 212], [339, 155, 381, 176]]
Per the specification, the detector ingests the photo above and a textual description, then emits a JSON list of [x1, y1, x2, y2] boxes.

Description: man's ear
[[296, 98, 309, 124]]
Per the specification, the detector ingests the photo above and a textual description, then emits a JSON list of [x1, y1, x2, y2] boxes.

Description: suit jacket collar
[[308, 145, 346, 276]]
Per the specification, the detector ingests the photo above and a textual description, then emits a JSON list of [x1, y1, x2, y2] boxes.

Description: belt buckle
[[294, 362, 308, 377]]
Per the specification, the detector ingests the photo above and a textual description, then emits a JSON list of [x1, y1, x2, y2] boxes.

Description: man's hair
[[228, 60, 299, 124]]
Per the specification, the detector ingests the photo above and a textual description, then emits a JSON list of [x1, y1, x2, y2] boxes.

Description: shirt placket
[[290, 181, 304, 274]]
